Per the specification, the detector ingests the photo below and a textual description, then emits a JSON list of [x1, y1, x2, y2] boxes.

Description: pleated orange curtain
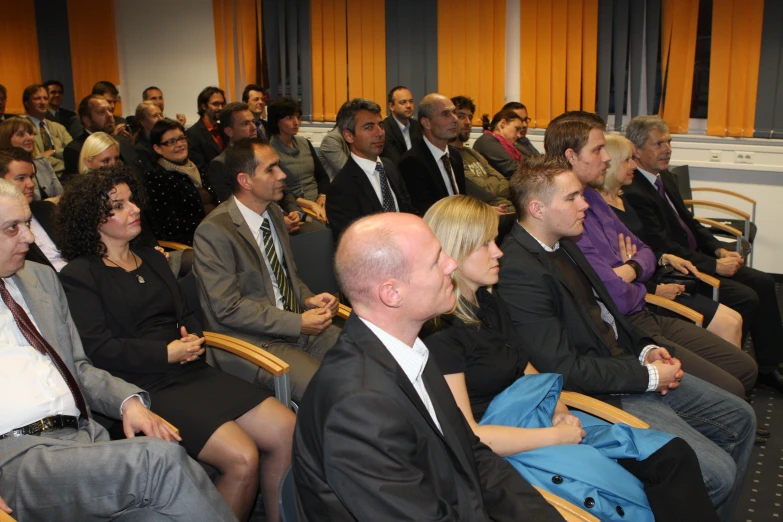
[[659, 0, 699, 133], [437, 0, 506, 125], [706, 0, 764, 137], [519, 0, 599, 129], [0, 1, 41, 114], [66, 0, 122, 114], [346, 0, 386, 116], [213, 0, 263, 102], [311, 0, 348, 121]]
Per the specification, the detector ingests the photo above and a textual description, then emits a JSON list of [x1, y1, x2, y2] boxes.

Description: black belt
[[0, 415, 79, 440]]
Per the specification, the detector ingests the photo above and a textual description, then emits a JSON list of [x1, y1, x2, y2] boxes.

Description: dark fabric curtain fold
[[385, 0, 438, 105], [35, 0, 75, 110], [754, 0, 783, 138]]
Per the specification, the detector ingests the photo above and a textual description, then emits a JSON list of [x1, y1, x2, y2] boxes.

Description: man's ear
[[224, 126, 234, 140], [236, 172, 252, 191], [528, 199, 545, 220], [378, 280, 402, 308], [564, 148, 578, 166], [631, 145, 643, 161], [419, 117, 431, 132], [342, 129, 355, 145]]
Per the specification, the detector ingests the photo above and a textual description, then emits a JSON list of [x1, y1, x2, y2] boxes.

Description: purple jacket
[[575, 188, 656, 315]]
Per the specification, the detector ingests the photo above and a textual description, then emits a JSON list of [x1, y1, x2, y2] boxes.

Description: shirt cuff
[[120, 393, 149, 417], [645, 364, 659, 392], [638, 344, 657, 365]]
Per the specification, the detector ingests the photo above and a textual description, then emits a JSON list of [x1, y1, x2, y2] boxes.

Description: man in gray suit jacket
[[194, 138, 340, 401], [0, 180, 236, 521]]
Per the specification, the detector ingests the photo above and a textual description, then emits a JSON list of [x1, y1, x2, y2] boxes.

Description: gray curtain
[[34, 0, 76, 110], [754, 0, 783, 138]]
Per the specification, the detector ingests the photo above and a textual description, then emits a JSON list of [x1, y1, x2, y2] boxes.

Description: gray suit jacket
[[317, 126, 351, 180], [0, 262, 145, 468], [193, 197, 315, 343]]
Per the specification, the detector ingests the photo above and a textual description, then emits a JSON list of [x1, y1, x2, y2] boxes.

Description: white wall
[[114, 0, 220, 126]]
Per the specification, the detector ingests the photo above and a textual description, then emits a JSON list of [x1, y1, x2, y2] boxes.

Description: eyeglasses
[[520, 117, 531, 124], [160, 136, 188, 147]]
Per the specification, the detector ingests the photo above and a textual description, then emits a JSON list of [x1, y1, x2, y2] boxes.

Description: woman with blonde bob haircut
[[78, 132, 121, 174], [422, 195, 717, 522], [596, 134, 744, 349], [0, 117, 63, 199]]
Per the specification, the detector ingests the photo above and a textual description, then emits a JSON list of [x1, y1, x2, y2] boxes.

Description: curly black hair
[[57, 165, 146, 261]]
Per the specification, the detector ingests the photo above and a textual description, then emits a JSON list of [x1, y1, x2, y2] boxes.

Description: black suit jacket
[[325, 156, 414, 240], [187, 118, 223, 175], [622, 169, 724, 274], [46, 108, 76, 129], [58, 247, 201, 385], [397, 140, 467, 216], [381, 114, 422, 164], [497, 223, 654, 396], [293, 314, 560, 522], [26, 201, 59, 270], [63, 131, 141, 180]]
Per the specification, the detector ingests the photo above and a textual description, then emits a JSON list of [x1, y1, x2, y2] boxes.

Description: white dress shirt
[[350, 153, 399, 210], [0, 277, 79, 433], [30, 217, 67, 272], [235, 197, 288, 311], [394, 117, 413, 150], [423, 136, 458, 196], [359, 317, 443, 433]]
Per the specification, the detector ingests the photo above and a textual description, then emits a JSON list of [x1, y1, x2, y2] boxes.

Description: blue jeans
[[620, 374, 755, 522]]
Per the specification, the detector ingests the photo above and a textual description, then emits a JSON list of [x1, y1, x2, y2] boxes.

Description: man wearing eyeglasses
[[502, 101, 541, 159]]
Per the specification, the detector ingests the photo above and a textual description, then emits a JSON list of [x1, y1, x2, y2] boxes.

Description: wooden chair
[[0, 510, 16, 522], [156, 240, 193, 251], [302, 207, 327, 224]]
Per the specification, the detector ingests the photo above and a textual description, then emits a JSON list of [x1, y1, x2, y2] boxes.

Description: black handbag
[[653, 264, 699, 294]]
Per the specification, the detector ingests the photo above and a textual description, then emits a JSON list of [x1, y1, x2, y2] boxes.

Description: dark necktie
[[255, 118, 267, 140], [0, 279, 88, 421], [39, 121, 54, 151], [260, 218, 302, 313], [441, 154, 459, 195], [376, 162, 397, 212], [654, 176, 698, 251]]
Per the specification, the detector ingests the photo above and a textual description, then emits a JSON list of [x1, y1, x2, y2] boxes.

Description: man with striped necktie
[[194, 138, 341, 401]]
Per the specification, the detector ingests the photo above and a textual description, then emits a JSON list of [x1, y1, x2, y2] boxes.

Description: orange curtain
[[311, 0, 348, 121], [659, 0, 699, 133], [213, 0, 263, 102], [67, 0, 122, 114], [437, 0, 505, 125], [706, 0, 764, 137], [0, 1, 41, 114], [520, 0, 599, 129], [345, 0, 386, 115]]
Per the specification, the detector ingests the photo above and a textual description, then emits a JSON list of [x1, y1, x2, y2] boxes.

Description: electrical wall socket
[[735, 152, 754, 164], [710, 150, 721, 162]]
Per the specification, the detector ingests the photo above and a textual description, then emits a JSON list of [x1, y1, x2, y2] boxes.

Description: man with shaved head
[[292, 213, 561, 521]]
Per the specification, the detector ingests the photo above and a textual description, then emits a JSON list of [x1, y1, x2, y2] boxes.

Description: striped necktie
[[260, 218, 302, 313]]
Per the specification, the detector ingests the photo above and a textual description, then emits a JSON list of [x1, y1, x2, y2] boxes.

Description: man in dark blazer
[[326, 98, 415, 241], [398, 93, 466, 215], [622, 115, 783, 391], [194, 138, 340, 401], [0, 179, 235, 522], [187, 86, 226, 175], [44, 80, 76, 129], [381, 86, 422, 164], [293, 211, 561, 521], [497, 156, 755, 520], [63, 95, 141, 180]]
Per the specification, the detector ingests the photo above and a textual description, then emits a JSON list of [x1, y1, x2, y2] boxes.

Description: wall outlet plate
[[710, 150, 721, 162]]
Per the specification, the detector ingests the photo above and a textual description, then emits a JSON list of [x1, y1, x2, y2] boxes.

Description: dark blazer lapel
[[196, 120, 221, 156], [418, 142, 449, 198], [14, 269, 58, 349], [385, 115, 405, 151], [351, 160, 384, 211], [633, 169, 680, 227], [228, 199, 277, 300], [136, 248, 185, 322], [447, 146, 466, 194], [84, 255, 141, 336]]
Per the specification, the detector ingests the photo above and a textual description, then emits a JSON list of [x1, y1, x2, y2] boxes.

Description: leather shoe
[[757, 427, 771, 438], [754, 436, 766, 446], [756, 368, 783, 394]]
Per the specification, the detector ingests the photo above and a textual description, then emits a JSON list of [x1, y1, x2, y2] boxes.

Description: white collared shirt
[[359, 317, 442, 433], [350, 153, 399, 211], [394, 116, 412, 150], [423, 136, 458, 196], [234, 197, 287, 311], [30, 217, 67, 272], [0, 277, 79, 433]]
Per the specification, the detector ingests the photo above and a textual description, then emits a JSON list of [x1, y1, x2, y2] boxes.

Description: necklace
[[104, 252, 145, 284]]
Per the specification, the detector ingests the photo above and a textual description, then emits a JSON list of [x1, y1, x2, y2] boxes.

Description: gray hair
[[0, 178, 23, 200], [336, 98, 382, 134], [625, 116, 669, 149]]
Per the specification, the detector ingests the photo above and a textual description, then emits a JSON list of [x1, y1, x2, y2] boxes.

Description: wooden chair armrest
[[0, 510, 17, 522], [157, 241, 193, 251], [697, 272, 720, 288], [161, 418, 180, 437], [683, 200, 750, 220], [694, 218, 743, 237], [203, 332, 290, 377], [644, 294, 704, 326], [691, 187, 756, 205], [559, 391, 650, 429], [533, 486, 600, 522], [337, 303, 351, 320], [302, 207, 327, 223]]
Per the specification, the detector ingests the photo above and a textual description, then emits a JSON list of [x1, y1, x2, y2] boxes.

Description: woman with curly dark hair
[[267, 96, 330, 221], [57, 166, 295, 522]]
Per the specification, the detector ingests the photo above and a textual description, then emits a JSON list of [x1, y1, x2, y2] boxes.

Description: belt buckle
[[41, 417, 55, 432]]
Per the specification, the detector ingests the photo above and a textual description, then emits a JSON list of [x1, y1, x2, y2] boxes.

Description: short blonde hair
[[423, 195, 499, 325], [601, 134, 635, 193], [78, 132, 120, 174]]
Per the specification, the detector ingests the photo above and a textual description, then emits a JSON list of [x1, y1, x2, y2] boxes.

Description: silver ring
[[627, 254, 632, 259]]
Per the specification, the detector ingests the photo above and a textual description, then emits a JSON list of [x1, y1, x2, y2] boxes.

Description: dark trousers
[[618, 438, 718, 521], [627, 308, 758, 397], [717, 265, 783, 370]]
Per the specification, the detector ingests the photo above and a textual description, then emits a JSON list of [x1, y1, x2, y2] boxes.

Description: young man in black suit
[[293, 211, 561, 521], [43, 80, 76, 128], [381, 85, 422, 164], [622, 115, 783, 392], [397, 93, 466, 215], [325, 98, 414, 241], [187, 86, 227, 175]]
